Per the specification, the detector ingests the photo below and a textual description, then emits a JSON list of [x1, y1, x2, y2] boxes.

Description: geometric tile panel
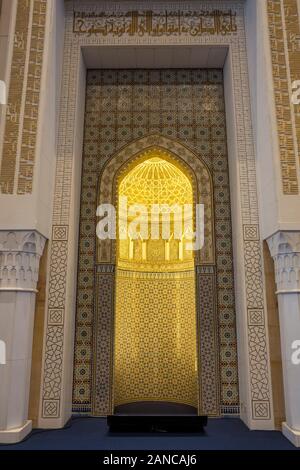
[[114, 271, 198, 408], [42, 230, 68, 417], [92, 270, 115, 415], [243, 225, 259, 241], [48, 241, 68, 310], [249, 326, 270, 401], [42, 325, 64, 418], [196, 268, 220, 415], [243, 231, 271, 418], [73, 69, 239, 414], [42, 400, 60, 419]]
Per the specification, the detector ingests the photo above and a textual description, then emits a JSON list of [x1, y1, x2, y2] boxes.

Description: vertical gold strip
[[0, 0, 31, 194], [267, 0, 299, 194], [17, 0, 47, 194], [283, 0, 300, 169]]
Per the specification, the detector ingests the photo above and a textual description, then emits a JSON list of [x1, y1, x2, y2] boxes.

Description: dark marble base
[[109, 402, 206, 432], [114, 401, 198, 416]]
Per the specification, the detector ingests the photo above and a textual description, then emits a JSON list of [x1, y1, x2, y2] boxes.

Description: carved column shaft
[[0, 230, 46, 444], [267, 231, 300, 447]]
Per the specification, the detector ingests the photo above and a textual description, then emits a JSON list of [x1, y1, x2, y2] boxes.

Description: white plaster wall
[[0, 291, 36, 430]]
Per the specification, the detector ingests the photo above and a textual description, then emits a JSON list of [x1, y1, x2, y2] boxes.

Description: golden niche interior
[[114, 149, 198, 414]]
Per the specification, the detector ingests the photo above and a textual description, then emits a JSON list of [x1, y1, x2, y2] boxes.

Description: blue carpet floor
[[0, 417, 299, 450]]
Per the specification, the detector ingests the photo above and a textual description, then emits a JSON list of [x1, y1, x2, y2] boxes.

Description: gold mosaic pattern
[[267, 0, 299, 194], [73, 70, 238, 414], [114, 155, 197, 408], [114, 270, 198, 407], [0, 0, 47, 194]]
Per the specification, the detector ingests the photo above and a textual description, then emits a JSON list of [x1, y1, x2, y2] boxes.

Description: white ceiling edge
[[82, 45, 229, 69]]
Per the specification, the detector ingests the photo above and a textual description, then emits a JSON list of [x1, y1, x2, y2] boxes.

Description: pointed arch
[[92, 135, 220, 417], [97, 134, 214, 265]]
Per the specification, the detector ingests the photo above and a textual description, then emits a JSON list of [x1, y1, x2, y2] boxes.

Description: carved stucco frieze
[[0, 230, 46, 291], [267, 231, 300, 293]]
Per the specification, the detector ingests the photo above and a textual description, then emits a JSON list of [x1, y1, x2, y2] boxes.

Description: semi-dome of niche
[[117, 148, 194, 272], [119, 149, 193, 208]]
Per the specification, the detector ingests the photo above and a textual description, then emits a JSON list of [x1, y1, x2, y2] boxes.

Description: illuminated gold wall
[[114, 270, 198, 407], [113, 152, 198, 409]]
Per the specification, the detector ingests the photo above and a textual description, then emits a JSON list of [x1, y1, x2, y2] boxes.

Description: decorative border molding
[[73, 8, 238, 37], [92, 267, 115, 415], [42, 225, 68, 417]]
